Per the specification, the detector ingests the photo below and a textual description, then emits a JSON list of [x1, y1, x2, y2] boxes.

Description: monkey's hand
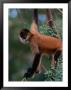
[[24, 68, 34, 79]]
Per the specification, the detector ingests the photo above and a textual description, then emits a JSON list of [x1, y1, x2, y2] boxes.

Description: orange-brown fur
[[29, 21, 62, 55]]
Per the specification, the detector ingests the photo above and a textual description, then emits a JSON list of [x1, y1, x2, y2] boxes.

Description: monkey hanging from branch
[[19, 20, 62, 79]]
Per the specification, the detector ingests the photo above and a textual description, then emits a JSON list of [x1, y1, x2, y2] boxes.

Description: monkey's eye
[[20, 32, 27, 39]]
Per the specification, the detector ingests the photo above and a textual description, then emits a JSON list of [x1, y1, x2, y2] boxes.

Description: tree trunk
[[46, 9, 60, 38], [46, 9, 54, 28], [33, 9, 38, 25]]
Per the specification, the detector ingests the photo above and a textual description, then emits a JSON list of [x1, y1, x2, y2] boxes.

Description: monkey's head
[[19, 28, 32, 44]]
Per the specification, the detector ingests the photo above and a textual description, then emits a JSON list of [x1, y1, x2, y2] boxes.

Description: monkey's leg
[[54, 50, 62, 68], [24, 53, 41, 78], [54, 50, 62, 61]]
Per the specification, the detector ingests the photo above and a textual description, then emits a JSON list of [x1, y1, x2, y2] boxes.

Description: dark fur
[[54, 50, 61, 61], [20, 29, 29, 39], [24, 53, 41, 78]]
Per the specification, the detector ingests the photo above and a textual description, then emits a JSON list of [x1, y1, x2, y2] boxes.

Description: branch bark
[[46, 9, 54, 28]]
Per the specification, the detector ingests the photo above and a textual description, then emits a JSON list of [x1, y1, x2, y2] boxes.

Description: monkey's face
[[19, 29, 30, 44]]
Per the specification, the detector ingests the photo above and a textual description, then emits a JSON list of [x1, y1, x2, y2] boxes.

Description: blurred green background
[[9, 9, 62, 81]]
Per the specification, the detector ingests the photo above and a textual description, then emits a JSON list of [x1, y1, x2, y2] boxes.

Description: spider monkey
[[19, 21, 62, 79]]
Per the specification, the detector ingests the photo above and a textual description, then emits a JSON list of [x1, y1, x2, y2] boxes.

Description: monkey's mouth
[[18, 36, 26, 44], [18, 35, 29, 44]]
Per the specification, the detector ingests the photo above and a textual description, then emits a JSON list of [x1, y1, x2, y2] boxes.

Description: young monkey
[[19, 21, 62, 79]]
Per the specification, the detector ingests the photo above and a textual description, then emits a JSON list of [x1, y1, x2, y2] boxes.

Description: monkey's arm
[[30, 38, 39, 54], [24, 53, 41, 79], [31, 53, 41, 73]]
